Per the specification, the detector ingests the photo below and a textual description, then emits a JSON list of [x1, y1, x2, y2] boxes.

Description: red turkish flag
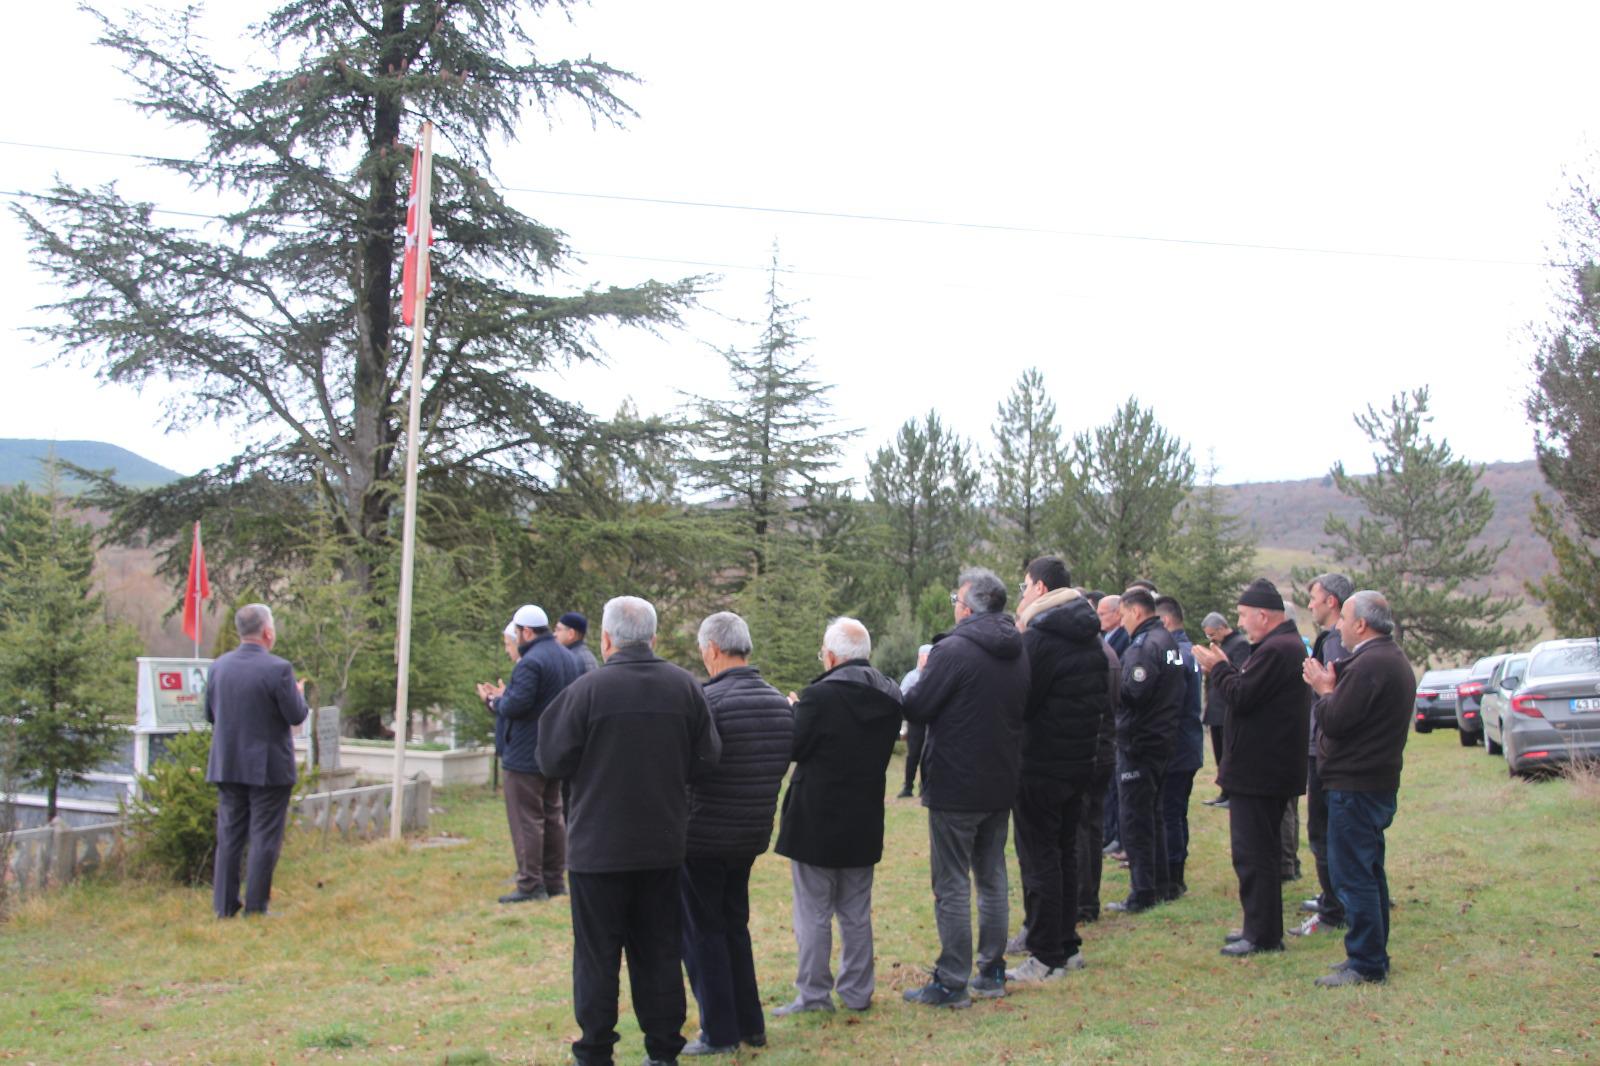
[[401, 140, 432, 326], [182, 521, 210, 644], [158, 672, 182, 691]]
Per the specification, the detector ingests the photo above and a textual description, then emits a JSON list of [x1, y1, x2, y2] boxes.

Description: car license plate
[[1571, 697, 1600, 712]]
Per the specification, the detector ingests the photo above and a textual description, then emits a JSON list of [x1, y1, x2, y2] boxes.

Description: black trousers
[[213, 782, 293, 918], [1229, 793, 1290, 947], [903, 720, 926, 792], [1015, 776, 1089, 966], [1160, 769, 1197, 870], [570, 868, 686, 1065], [680, 856, 764, 1048], [1117, 757, 1169, 905], [1306, 756, 1344, 922], [1076, 770, 1109, 918], [1208, 726, 1226, 790]]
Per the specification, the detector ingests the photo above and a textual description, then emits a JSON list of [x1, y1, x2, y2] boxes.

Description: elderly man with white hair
[[771, 617, 903, 1018], [539, 596, 722, 1066]]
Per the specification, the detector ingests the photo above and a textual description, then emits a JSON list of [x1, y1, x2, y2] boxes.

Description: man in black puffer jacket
[[773, 617, 902, 1017], [1007, 557, 1108, 983], [681, 612, 795, 1055], [902, 567, 1029, 1008]]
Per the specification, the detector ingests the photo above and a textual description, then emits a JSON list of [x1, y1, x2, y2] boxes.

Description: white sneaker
[[1005, 956, 1067, 983], [1062, 951, 1086, 971]]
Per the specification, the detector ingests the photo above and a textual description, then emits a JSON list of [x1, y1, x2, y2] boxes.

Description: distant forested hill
[[1220, 460, 1550, 599], [0, 439, 181, 491]]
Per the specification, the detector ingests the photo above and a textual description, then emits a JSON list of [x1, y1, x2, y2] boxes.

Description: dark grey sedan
[[1455, 653, 1510, 747], [1413, 668, 1470, 734], [1495, 638, 1600, 777]]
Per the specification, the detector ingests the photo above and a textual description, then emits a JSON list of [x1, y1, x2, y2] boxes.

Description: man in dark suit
[[538, 596, 721, 1066], [205, 602, 310, 918]]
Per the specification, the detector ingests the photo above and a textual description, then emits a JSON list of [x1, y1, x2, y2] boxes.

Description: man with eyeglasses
[[901, 567, 1029, 1008]]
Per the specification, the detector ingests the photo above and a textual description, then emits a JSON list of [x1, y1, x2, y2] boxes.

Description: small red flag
[[401, 140, 432, 326], [182, 521, 210, 644]]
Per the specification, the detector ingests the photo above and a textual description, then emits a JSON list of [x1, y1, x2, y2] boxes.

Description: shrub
[[124, 730, 217, 885]]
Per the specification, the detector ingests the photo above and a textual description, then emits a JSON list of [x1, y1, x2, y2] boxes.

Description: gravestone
[[313, 706, 342, 771]]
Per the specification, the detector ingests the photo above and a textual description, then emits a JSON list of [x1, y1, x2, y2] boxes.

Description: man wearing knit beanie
[[1193, 578, 1310, 958]]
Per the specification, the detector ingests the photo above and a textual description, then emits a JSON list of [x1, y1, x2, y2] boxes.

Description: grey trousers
[[789, 861, 876, 1010], [504, 768, 566, 893], [213, 782, 293, 917], [928, 808, 1010, 990]]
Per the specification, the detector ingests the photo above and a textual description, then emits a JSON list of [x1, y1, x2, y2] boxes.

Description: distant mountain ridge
[[0, 439, 182, 491]]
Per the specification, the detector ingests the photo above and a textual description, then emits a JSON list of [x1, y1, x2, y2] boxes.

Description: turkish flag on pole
[[182, 521, 210, 647], [401, 139, 432, 326]]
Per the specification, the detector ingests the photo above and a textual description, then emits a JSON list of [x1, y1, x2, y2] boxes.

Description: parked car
[[1494, 637, 1600, 777], [1481, 654, 1529, 756], [1413, 667, 1470, 733], [1455, 653, 1510, 747]]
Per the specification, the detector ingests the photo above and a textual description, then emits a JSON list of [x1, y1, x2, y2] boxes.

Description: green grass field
[[2, 734, 1595, 1064]]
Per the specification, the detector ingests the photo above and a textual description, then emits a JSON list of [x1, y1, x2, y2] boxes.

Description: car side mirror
[[1501, 676, 1520, 693]]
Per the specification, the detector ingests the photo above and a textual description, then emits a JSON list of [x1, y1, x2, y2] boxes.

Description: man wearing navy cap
[[556, 611, 599, 673]]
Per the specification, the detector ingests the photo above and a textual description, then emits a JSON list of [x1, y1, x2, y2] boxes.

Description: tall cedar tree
[[682, 253, 855, 575], [1152, 461, 1258, 622], [1322, 387, 1530, 667], [1524, 178, 1600, 630], [867, 412, 982, 603], [0, 481, 140, 820], [1054, 398, 1193, 591], [13, 1, 701, 603], [990, 367, 1063, 573]]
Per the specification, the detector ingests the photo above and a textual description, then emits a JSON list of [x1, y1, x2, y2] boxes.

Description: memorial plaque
[[314, 706, 342, 770], [135, 657, 213, 732]]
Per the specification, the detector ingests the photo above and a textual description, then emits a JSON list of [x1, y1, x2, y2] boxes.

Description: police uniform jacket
[[1116, 615, 1185, 771]]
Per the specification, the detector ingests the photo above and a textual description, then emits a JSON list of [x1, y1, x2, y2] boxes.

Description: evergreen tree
[[1321, 387, 1530, 667], [732, 538, 835, 695], [14, 0, 701, 603], [989, 368, 1063, 573], [0, 482, 140, 819], [1525, 496, 1600, 636], [1052, 398, 1193, 591], [867, 412, 983, 603], [1524, 183, 1600, 628], [1153, 461, 1258, 620], [682, 250, 855, 575]]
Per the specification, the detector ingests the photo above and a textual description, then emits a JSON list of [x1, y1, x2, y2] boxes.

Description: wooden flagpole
[[390, 121, 433, 841]]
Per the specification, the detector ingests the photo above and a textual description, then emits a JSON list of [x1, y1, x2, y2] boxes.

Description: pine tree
[[867, 412, 983, 603], [1153, 461, 1258, 621], [1052, 398, 1193, 591], [1524, 181, 1600, 628], [1321, 387, 1530, 667], [990, 368, 1063, 573], [14, 1, 701, 600], [0, 481, 140, 820], [682, 250, 856, 575]]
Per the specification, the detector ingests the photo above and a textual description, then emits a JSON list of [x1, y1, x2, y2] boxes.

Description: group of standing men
[[198, 555, 1416, 1065]]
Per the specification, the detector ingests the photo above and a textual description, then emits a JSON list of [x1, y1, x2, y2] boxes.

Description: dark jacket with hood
[[1316, 635, 1413, 793], [774, 660, 903, 868], [494, 631, 582, 775], [1019, 590, 1108, 783], [1117, 615, 1185, 771], [687, 665, 794, 859], [1211, 620, 1310, 798], [1166, 627, 1206, 775], [903, 610, 1029, 812]]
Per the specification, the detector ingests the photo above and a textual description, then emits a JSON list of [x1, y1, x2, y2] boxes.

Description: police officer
[[1105, 586, 1185, 914]]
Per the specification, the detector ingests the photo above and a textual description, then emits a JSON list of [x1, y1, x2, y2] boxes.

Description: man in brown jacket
[[1303, 590, 1413, 986]]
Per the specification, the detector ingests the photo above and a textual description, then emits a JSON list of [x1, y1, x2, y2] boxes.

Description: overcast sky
[[4, 2, 1595, 487]]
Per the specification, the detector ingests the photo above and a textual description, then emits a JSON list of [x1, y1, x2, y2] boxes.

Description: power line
[[0, 136, 1551, 269]]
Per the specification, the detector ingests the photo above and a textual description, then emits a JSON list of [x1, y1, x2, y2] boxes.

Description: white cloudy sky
[[4, 1, 1595, 486]]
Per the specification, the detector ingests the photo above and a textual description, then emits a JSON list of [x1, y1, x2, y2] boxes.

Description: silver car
[[1492, 638, 1600, 777], [1480, 654, 1529, 757]]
